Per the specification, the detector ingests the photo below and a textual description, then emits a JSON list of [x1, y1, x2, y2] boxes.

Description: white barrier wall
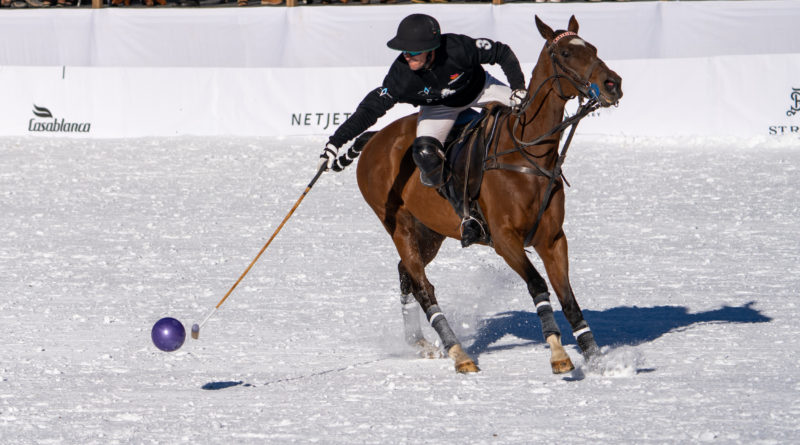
[[1, 2, 799, 139]]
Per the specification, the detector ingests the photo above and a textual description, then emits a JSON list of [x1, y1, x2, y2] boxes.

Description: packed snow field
[[1, 134, 798, 444]]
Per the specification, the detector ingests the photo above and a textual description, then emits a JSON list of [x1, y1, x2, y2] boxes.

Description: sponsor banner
[[575, 54, 800, 138], [0, 2, 797, 140], [1, 2, 798, 68], [0, 66, 417, 138], [0, 54, 798, 139]]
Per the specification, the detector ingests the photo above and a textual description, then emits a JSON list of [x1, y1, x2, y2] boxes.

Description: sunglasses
[[403, 50, 425, 57]]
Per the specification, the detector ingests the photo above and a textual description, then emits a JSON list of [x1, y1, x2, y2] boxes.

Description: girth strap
[[487, 162, 553, 179]]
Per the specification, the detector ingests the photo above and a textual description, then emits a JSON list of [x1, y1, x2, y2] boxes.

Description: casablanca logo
[[787, 87, 800, 117], [28, 104, 91, 133], [33, 104, 52, 118]]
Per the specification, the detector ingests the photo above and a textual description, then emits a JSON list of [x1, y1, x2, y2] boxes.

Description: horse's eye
[[560, 50, 570, 58]]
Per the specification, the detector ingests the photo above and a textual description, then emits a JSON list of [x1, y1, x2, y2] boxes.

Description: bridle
[[484, 31, 609, 246], [496, 31, 607, 155], [547, 32, 603, 103]]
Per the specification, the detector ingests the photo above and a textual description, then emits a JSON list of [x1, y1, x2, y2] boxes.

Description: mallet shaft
[[191, 165, 326, 339]]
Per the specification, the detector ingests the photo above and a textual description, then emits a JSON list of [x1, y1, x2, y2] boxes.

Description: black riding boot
[[411, 136, 446, 187], [413, 136, 486, 248]]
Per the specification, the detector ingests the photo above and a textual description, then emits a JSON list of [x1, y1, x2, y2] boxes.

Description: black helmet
[[386, 14, 441, 53]]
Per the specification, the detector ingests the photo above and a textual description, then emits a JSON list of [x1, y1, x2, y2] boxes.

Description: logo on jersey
[[448, 73, 463, 85], [418, 86, 432, 97], [475, 39, 493, 51], [377, 87, 393, 99]]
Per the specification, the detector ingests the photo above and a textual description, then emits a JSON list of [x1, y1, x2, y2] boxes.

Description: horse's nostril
[[604, 80, 617, 91]]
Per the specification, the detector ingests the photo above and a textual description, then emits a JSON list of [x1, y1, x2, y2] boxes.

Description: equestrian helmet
[[387, 14, 442, 53]]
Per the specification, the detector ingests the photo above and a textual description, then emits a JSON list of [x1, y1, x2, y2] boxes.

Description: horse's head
[[534, 15, 622, 107]]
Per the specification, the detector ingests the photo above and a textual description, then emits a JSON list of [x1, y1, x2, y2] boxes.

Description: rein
[[484, 31, 604, 246], [521, 98, 598, 246]]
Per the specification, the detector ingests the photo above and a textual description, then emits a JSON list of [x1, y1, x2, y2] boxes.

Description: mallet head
[[191, 323, 200, 340]]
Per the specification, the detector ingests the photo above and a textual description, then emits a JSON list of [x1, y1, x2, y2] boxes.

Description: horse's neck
[[525, 61, 568, 130], [504, 59, 568, 169]]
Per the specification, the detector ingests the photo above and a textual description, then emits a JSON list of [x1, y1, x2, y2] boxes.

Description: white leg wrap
[[400, 293, 423, 344]]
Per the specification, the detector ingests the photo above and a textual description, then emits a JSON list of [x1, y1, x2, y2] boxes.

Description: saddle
[[438, 104, 506, 246]]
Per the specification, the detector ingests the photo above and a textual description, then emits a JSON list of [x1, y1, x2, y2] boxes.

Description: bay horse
[[353, 16, 622, 373]]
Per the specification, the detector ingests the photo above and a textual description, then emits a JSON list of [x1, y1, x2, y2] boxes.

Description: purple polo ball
[[151, 317, 186, 352]]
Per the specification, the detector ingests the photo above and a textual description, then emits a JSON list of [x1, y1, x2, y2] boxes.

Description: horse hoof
[[448, 344, 479, 373], [551, 357, 575, 374], [455, 360, 480, 373]]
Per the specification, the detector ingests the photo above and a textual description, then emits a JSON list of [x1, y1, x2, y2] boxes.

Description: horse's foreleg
[[535, 291, 574, 374], [536, 230, 601, 360], [494, 235, 574, 374]]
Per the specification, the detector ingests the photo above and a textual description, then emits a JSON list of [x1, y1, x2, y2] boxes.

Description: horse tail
[[332, 131, 377, 172]]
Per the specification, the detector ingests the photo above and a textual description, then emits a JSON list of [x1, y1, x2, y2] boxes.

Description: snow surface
[[1, 134, 799, 444]]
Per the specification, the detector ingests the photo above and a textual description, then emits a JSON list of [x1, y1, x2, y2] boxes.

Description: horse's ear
[[568, 15, 579, 33], [535, 15, 554, 41]]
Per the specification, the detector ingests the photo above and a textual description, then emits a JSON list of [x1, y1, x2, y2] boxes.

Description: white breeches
[[416, 73, 513, 145]]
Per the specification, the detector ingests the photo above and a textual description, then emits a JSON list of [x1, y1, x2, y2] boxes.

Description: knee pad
[[411, 136, 445, 176]]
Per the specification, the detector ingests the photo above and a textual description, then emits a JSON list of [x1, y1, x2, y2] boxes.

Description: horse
[[352, 15, 623, 373]]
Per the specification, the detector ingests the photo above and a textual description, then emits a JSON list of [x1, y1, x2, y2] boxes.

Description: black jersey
[[328, 33, 525, 148]]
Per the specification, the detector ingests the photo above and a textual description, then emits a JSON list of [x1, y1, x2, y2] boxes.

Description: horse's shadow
[[465, 301, 771, 358]]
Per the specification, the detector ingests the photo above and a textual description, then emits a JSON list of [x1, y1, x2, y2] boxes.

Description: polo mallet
[[191, 164, 327, 340]]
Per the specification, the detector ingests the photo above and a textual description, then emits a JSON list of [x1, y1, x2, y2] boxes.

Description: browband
[[551, 31, 578, 45]]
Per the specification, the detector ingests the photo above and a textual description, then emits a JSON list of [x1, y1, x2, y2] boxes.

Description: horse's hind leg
[[399, 269, 424, 345], [535, 230, 601, 360], [398, 223, 444, 358], [392, 214, 478, 373], [397, 222, 444, 350], [493, 233, 575, 374]]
